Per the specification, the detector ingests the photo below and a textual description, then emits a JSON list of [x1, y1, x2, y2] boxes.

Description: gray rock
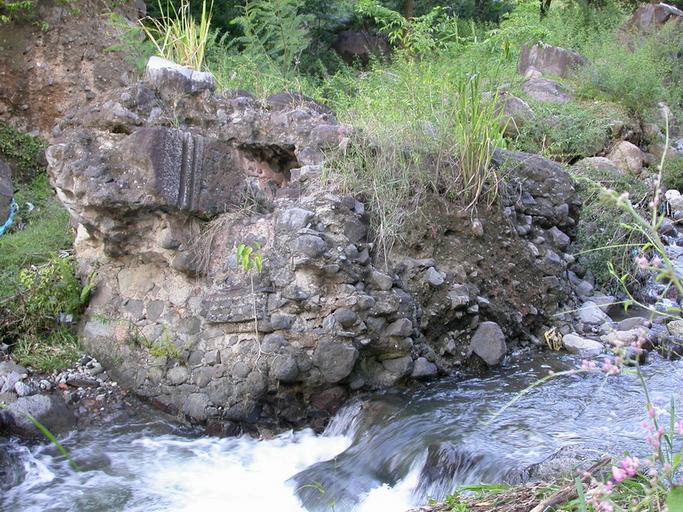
[[577, 301, 610, 325], [14, 381, 33, 397], [182, 393, 210, 422], [607, 141, 645, 174], [0, 361, 27, 378], [167, 366, 189, 385], [277, 207, 314, 231], [384, 318, 413, 337], [293, 234, 327, 258], [615, 317, 650, 331], [518, 43, 586, 78], [588, 294, 616, 313], [667, 319, 683, 337], [144, 56, 215, 98], [370, 270, 393, 291], [522, 78, 572, 104], [1, 372, 24, 394], [333, 308, 358, 328], [495, 91, 535, 137], [0, 159, 12, 222], [546, 226, 570, 250], [411, 357, 438, 379], [562, 333, 603, 356], [0, 395, 76, 438], [381, 356, 414, 377], [625, 2, 683, 33], [470, 321, 507, 366], [270, 355, 299, 382], [424, 267, 445, 287], [313, 340, 358, 383], [269, 313, 296, 330], [448, 285, 470, 309]]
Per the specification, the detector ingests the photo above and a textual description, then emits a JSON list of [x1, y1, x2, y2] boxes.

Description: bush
[[1, 254, 92, 371], [662, 154, 683, 193], [512, 100, 630, 162], [570, 160, 649, 292], [0, 123, 45, 183], [576, 28, 679, 119]]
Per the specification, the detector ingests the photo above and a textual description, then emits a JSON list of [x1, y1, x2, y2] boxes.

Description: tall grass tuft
[[452, 74, 504, 208], [140, 0, 213, 71]]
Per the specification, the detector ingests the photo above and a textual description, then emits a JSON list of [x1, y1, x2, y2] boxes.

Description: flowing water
[[3, 351, 683, 512]]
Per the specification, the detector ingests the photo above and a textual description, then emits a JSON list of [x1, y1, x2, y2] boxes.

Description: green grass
[[512, 100, 631, 162], [12, 328, 81, 372], [570, 160, 649, 293], [0, 173, 73, 299]]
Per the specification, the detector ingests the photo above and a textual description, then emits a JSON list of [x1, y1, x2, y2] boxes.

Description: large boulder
[[0, 394, 76, 439], [607, 140, 645, 174], [517, 43, 587, 79], [522, 78, 572, 104], [0, 159, 12, 223], [495, 91, 535, 137], [46, 60, 581, 430], [624, 2, 683, 33], [332, 30, 391, 66], [469, 321, 507, 366]]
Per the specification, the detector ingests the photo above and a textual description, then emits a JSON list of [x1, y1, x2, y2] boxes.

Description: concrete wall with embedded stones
[[47, 59, 581, 431]]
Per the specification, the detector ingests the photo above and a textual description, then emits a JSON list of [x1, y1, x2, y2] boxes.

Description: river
[[3, 350, 683, 512]]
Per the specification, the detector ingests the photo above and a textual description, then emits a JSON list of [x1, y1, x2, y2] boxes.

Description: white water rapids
[[3, 351, 683, 511]]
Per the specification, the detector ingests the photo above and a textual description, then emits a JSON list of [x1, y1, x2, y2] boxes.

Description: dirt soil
[[0, 0, 141, 137]]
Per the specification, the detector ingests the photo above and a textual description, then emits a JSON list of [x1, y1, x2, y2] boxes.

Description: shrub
[[576, 32, 670, 117], [229, 0, 313, 78], [12, 329, 81, 372], [106, 12, 156, 75], [570, 160, 649, 292], [1, 254, 93, 371], [0, 122, 45, 183], [140, 0, 213, 71], [326, 60, 504, 257], [662, 154, 683, 193], [512, 101, 630, 162]]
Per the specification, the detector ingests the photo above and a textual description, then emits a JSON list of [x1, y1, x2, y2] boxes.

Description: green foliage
[[662, 155, 683, 193], [355, 0, 462, 56], [140, 0, 214, 71], [0, 0, 34, 24], [12, 329, 81, 372], [230, 0, 312, 77], [513, 101, 629, 162], [578, 38, 663, 116], [106, 12, 156, 75], [0, 123, 46, 183], [452, 74, 504, 207], [571, 161, 648, 292], [325, 57, 504, 256], [145, 328, 182, 359], [236, 242, 263, 274], [17, 255, 86, 320], [2, 254, 92, 371], [0, 173, 73, 299]]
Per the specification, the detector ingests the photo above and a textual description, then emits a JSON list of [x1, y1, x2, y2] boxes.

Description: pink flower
[[581, 359, 597, 370], [618, 456, 639, 477], [602, 360, 620, 376], [635, 255, 649, 269], [612, 466, 628, 482], [598, 501, 614, 512], [648, 406, 657, 418], [651, 256, 662, 268], [676, 419, 683, 436]]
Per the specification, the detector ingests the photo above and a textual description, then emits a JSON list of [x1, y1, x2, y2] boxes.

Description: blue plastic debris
[[0, 199, 18, 236]]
